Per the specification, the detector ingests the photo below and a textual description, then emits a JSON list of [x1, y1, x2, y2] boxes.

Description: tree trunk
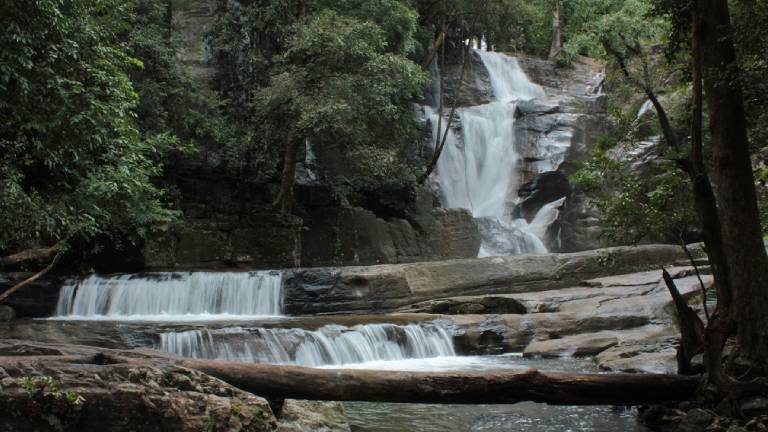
[[605, 34, 734, 384], [420, 25, 447, 70], [0, 242, 62, 270], [700, 0, 768, 362], [662, 269, 705, 375], [181, 360, 699, 405], [419, 40, 470, 183], [0, 248, 62, 303], [272, 130, 299, 215], [549, 5, 562, 60], [0, 348, 702, 406]]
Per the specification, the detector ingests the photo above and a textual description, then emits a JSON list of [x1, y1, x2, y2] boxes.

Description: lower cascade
[[53, 271, 283, 318], [158, 323, 456, 367]]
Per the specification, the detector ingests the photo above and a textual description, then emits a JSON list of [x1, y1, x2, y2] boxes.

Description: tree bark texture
[[700, 0, 768, 361]]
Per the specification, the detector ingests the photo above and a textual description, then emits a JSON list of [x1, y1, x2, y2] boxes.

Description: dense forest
[[2, 0, 768, 431]]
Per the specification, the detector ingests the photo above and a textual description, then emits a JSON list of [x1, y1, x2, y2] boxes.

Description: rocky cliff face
[[436, 53, 612, 253], [131, 0, 481, 271], [514, 56, 611, 252]]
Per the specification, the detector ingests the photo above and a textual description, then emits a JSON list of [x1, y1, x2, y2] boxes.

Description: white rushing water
[[428, 50, 566, 256], [159, 323, 456, 367], [53, 271, 283, 319]]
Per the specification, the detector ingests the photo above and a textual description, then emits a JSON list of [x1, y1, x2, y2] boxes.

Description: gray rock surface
[[523, 333, 619, 358], [284, 244, 701, 314], [278, 400, 351, 432]]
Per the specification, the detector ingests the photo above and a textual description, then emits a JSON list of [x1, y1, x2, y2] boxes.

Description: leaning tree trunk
[[605, 34, 735, 384], [700, 0, 768, 362]]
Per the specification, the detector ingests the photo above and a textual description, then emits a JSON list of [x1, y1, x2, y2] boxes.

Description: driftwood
[[0, 242, 62, 269], [0, 248, 63, 303], [0, 348, 699, 406], [186, 359, 699, 405]]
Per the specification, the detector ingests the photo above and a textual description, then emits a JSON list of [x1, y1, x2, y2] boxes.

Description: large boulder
[[0, 353, 278, 431], [277, 400, 350, 432]]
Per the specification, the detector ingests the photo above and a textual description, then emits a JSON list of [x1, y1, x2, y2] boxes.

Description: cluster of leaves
[[572, 140, 697, 245], [20, 376, 84, 408], [0, 0, 202, 254], [208, 0, 429, 202]]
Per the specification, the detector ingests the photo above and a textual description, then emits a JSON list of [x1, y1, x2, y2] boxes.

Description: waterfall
[[428, 49, 564, 256], [159, 323, 456, 367], [53, 271, 283, 319]]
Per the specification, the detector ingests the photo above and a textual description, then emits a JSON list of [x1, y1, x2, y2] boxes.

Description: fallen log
[[0, 346, 700, 406], [183, 359, 699, 405]]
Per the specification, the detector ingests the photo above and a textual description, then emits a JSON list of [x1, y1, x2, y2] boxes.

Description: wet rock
[[0, 360, 279, 431], [678, 408, 715, 432], [0, 273, 65, 318], [440, 51, 493, 107], [740, 398, 768, 418], [0, 305, 16, 321], [283, 244, 699, 314], [514, 100, 561, 118], [516, 171, 573, 222], [400, 296, 527, 315], [277, 400, 350, 432], [523, 333, 618, 358], [596, 345, 678, 374]]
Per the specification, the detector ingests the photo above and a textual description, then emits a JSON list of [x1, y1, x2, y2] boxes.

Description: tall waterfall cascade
[[53, 271, 283, 319], [427, 50, 567, 256], [159, 323, 456, 367]]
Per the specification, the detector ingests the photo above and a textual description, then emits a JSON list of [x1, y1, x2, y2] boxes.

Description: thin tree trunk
[[699, 0, 768, 362], [0, 242, 62, 269], [420, 40, 470, 183], [662, 269, 705, 375], [605, 34, 734, 385], [421, 24, 447, 70], [549, 5, 562, 59], [272, 130, 299, 215], [0, 249, 62, 303]]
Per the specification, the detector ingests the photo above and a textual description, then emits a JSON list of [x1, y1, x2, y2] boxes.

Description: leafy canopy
[[0, 0, 186, 253]]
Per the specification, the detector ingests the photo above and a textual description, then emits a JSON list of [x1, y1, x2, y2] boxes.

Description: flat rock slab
[[523, 333, 619, 358], [582, 266, 696, 288], [398, 296, 527, 315], [285, 244, 702, 314]]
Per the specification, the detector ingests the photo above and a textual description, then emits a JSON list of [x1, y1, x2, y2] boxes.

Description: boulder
[[277, 400, 350, 432], [0, 305, 16, 321], [516, 171, 573, 222], [0, 358, 278, 431], [740, 397, 768, 419], [678, 409, 715, 432]]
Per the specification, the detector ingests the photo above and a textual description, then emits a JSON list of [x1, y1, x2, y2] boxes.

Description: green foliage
[[560, 0, 667, 65], [0, 0, 186, 253], [260, 9, 429, 198], [208, 1, 429, 201], [21, 376, 84, 407], [572, 144, 697, 245]]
